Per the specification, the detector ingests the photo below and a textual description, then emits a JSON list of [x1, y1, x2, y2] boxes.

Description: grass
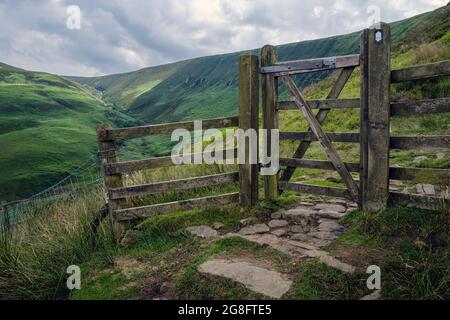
[[0, 188, 117, 300], [333, 207, 450, 299]]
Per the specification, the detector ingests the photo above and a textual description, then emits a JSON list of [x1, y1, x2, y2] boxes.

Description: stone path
[[197, 258, 292, 299], [186, 200, 359, 297]]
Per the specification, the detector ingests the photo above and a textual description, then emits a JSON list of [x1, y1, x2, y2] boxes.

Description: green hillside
[[1, 5, 448, 201], [0, 63, 139, 201], [73, 6, 449, 125]]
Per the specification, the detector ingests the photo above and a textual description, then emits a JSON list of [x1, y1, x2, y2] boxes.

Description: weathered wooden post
[[97, 124, 123, 213], [360, 22, 391, 211], [238, 54, 259, 207], [261, 45, 279, 201]]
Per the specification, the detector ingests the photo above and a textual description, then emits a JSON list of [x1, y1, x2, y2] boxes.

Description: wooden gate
[[260, 22, 450, 212], [260, 43, 363, 206]]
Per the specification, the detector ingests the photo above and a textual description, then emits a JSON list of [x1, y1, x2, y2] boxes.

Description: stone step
[[197, 258, 292, 299], [226, 233, 356, 273]]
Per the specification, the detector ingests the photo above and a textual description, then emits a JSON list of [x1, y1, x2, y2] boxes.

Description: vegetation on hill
[[74, 6, 449, 125], [0, 64, 140, 200]]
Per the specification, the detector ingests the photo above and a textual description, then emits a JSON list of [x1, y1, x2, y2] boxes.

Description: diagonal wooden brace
[[279, 67, 355, 190], [281, 75, 360, 202]]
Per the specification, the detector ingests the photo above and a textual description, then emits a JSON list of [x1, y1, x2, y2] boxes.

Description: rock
[[331, 199, 348, 205], [271, 228, 288, 237], [298, 202, 315, 207], [268, 219, 289, 229], [416, 184, 436, 196], [226, 233, 356, 273], [240, 217, 259, 227], [305, 250, 356, 273], [198, 259, 292, 299], [185, 225, 218, 239], [212, 222, 225, 230], [239, 224, 270, 235], [120, 230, 143, 247], [290, 225, 304, 233], [291, 233, 309, 242], [271, 212, 282, 219], [360, 290, 382, 300], [413, 156, 428, 164], [314, 203, 346, 213], [318, 219, 346, 234], [282, 208, 317, 222], [436, 153, 445, 160], [309, 231, 338, 241], [317, 210, 345, 220]]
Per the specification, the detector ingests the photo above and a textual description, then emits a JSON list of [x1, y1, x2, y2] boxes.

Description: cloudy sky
[[0, 0, 446, 76]]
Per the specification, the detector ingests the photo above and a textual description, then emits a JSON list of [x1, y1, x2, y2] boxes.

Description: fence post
[[96, 124, 126, 235], [239, 54, 259, 207], [261, 45, 279, 201], [360, 22, 391, 211]]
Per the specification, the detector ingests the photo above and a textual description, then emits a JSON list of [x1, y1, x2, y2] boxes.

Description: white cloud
[[0, 0, 446, 76]]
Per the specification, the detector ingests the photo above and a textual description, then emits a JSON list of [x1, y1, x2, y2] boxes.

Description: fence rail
[[97, 115, 246, 223], [390, 60, 450, 83]]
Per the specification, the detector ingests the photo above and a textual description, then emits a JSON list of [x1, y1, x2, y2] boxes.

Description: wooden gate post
[[360, 22, 391, 211], [239, 54, 259, 207], [261, 45, 279, 201], [97, 124, 123, 213]]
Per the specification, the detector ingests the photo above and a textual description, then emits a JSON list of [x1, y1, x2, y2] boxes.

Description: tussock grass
[[0, 189, 116, 300]]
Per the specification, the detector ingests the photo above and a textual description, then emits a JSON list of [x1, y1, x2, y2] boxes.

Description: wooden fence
[[260, 22, 450, 211], [98, 23, 449, 225], [97, 55, 259, 223]]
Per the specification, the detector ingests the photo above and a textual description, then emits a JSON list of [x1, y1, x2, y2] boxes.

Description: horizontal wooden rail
[[279, 182, 352, 200], [260, 54, 360, 76], [114, 193, 239, 222], [391, 60, 450, 83], [390, 136, 450, 150], [280, 158, 360, 172], [389, 192, 448, 212], [277, 98, 360, 110], [280, 132, 360, 143], [389, 167, 450, 184], [98, 116, 239, 141], [109, 172, 239, 200], [104, 148, 239, 175], [391, 98, 450, 116]]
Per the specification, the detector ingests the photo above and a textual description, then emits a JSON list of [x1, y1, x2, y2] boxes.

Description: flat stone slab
[[360, 290, 382, 300], [268, 219, 289, 229], [271, 228, 288, 237], [198, 258, 292, 298], [282, 208, 318, 222], [185, 225, 218, 239], [240, 217, 259, 227], [317, 219, 346, 234], [314, 203, 347, 213], [239, 224, 270, 235], [226, 233, 356, 273], [317, 210, 346, 220]]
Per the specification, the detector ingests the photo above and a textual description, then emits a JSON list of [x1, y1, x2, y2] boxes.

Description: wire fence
[[0, 156, 104, 229]]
